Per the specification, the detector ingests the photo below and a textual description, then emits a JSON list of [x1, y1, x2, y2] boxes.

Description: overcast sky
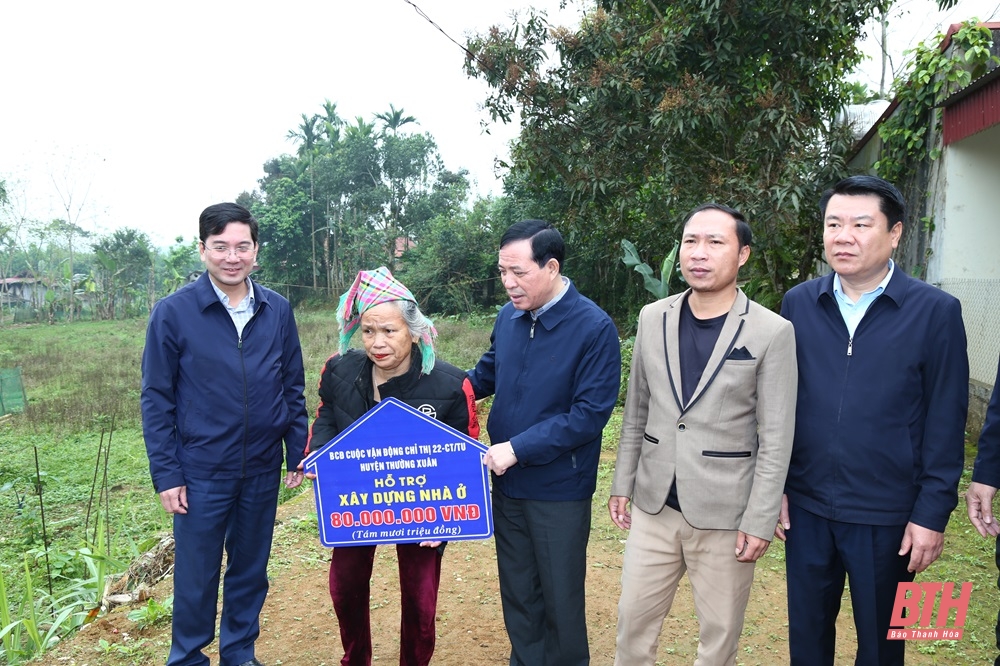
[[1, 0, 997, 247]]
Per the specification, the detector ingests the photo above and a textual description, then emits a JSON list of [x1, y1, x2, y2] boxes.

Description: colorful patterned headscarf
[[336, 266, 437, 374]]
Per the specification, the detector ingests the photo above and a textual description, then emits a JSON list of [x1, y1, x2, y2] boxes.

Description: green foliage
[[89, 228, 154, 320], [2, 477, 46, 546], [0, 563, 17, 662], [844, 81, 883, 104], [427, 313, 495, 371], [466, 0, 885, 311], [2, 105, 467, 320], [621, 239, 677, 301], [0, 550, 100, 664], [617, 337, 634, 408], [96, 636, 152, 659], [397, 197, 504, 314], [251, 101, 469, 305], [127, 595, 173, 630], [0, 321, 162, 606], [0, 461, 128, 663], [875, 20, 998, 184], [0, 185, 192, 324], [158, 236, 200, 295]]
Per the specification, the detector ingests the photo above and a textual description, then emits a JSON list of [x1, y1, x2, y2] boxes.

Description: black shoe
[[237, 660, 265, 666]]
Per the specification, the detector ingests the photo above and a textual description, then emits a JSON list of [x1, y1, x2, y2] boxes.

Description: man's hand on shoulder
[[966, 482, 1000, 538], [608, 496, 631, 530], [484, 442, 518, 475], [899, 522, 944, 573], [736, 531, 770, 562], [159, 486, 188, 514]]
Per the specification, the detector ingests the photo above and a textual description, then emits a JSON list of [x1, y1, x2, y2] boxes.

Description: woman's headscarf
[[336, 266, 437, 374]]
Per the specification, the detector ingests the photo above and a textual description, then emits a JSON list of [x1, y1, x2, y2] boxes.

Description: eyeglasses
[[204, 243, 255, 258]]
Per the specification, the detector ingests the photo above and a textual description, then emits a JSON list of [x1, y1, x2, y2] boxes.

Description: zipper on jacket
[[846, 292, 887, 357], [831, 290, 886, 512], [514, 316, 535, 419], [237, 307, 262, 479], [239, 333, 249, 478]]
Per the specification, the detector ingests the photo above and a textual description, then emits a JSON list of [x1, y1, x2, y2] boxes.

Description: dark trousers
[[492, 489, 592, 666], [785, 503, 914, 666], [329, 543, 443, 666], [994, 536, 1000, 666], [168, 470, 281, 666]]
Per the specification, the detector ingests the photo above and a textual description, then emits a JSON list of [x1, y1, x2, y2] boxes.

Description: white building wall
[[930, 125, 1000, 281], [931, 125, 1000, 385]]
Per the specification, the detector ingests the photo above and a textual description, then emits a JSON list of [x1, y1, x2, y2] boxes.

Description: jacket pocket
[[701, 450, 751, 458], [643, 433, 659, 444]]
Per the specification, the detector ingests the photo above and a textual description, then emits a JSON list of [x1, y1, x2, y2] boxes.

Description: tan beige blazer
[[610, 288, 797, 540]]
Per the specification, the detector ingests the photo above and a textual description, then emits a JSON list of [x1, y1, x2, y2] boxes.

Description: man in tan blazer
[[609, 203, 797, 666]]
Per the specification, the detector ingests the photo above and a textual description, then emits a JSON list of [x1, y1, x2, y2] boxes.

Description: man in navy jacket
[[141, 203, 308, 666], [778, 175, 968, 666], [468, 219, 621, 666], [966, 355, 1000, 666]]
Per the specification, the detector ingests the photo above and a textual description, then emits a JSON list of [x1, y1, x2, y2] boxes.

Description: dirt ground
[[50, 443, 1000, 666], [30, 451, 898, 666]]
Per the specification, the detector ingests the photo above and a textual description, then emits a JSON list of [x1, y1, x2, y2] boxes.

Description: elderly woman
[[308, 266, 479, 666]]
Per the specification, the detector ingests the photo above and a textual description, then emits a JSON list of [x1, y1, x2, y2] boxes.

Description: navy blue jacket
[[972, 356, 1000, 488], [781, 269, 968, 532], [141, 273, 308, 493], [468, 282, 621, 501]]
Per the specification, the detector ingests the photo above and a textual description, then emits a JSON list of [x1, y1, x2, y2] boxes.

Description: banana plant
[[621, 239, 678, 301]]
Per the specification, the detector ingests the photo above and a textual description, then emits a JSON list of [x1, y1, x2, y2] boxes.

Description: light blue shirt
[[532, 276, 571, 320], [209, 277, 256, 339], [833, 259, 894, 337]]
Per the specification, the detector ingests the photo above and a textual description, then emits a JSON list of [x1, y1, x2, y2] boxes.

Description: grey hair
[[396, 300, 437, 374], [398, 301, 433, 341]]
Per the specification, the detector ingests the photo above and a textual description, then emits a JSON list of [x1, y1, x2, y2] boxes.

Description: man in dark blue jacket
[[468, 219, 621, 666], [966, 355, 1000, 666], [778, 175, 968, 666], [141, 203, 308, 666]]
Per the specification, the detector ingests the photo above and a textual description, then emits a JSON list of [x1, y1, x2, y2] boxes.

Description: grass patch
[[0, 319, 147, 432]]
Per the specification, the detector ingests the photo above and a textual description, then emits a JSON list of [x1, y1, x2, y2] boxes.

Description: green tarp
[[0, 367, 26, 416]]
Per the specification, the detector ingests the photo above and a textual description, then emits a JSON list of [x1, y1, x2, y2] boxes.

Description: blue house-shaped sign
[[302, 397, 493, 547]]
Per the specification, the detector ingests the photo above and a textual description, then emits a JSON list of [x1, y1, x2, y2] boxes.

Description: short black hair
[[682, 203, 752, 249], [199, 203, 259, 244], [499, 219, 565, 270], [819, 175, 905, 230]]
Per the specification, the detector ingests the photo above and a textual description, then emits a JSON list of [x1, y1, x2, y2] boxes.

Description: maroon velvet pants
[[329, 543, 443, 666]]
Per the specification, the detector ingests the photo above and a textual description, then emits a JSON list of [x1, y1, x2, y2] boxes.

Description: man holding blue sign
[[307, 267, 479, 666], [469, 220, 622, 666]]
